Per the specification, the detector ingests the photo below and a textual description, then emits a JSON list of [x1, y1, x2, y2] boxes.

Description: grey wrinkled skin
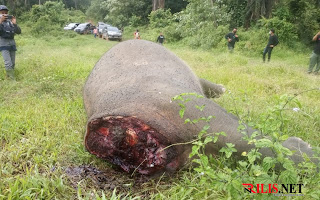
[[83, 40, 318, 172]]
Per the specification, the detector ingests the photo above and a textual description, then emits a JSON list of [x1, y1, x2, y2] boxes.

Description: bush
[[258, 17, 298, 46], [24, 1, 86, 36], [148, 9, 173, 28], [162, 22, 183, 42]]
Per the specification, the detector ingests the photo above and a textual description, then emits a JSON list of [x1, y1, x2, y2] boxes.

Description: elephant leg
[[199, 78, 226, 98]]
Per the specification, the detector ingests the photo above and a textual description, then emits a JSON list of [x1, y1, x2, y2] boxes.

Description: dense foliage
[[4, 0, 318, 47], [22, 1, 86, 36]]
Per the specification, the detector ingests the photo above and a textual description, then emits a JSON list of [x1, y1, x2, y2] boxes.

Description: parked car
[[64, 23, 79, 30], [102, 26, 122, 41], [98, 23, 112, 38], [74, 23, 94, 34]]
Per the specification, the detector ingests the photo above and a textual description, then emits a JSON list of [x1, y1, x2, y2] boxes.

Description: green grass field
[[0, 30, 319, 199]]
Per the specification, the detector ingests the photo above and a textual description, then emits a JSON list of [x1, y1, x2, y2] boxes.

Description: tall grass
[[0, 26, 319, 199]]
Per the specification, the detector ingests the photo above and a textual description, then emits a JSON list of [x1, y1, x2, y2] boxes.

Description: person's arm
[[312, 31, 320, 41], [225, 33, 229, 40], [225, 33, 231, 42], [235, 35, 239, 42], [0, 15, 6, 34], [12, 16, 21, 34], [273, 36, 279, 47]]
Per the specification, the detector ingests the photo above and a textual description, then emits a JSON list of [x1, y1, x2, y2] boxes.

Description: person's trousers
[[228, 45, 234, 53], [263, 46, 273, 61], [308, 51, 320, 73], [1, 50, 16, 70]]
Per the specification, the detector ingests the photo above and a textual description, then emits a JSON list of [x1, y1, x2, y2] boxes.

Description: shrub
[[148, 9, 173, 28], [258, 17, 299, 45], [129, 15, 143, 27], [24, 1, 86, 36]]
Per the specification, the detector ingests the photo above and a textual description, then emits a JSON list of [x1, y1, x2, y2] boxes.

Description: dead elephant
[[83, 40, 318, 175]]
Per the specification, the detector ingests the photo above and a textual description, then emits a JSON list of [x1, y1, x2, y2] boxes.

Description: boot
[[6, 69, 16, 80]]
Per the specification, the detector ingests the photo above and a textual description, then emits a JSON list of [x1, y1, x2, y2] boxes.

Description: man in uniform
[[0, 5, 21, 80]]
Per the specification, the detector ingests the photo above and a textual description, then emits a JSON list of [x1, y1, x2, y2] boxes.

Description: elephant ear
[[199, 78, 226, 98]]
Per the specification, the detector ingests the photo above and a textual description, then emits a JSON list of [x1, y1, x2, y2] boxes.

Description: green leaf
[[213, 136, 219, 143], [202, 125, 210, 131], [179, 108, 185, 118], [279, 170, 297, 184], [280, 146, 293, 156], [272, 132, 280, 139], [203, 137, 213, 145], [262, 157, 276, 171], [226, 143, 235, 148], [189, 145, 200, 158], [247, 150, 261, 164], [279, 134, 289, 141], [218, 132, 227, 137], [255, 174, 273, 183], [238, 161, 248, 167], [219, 143, 237, 158], [172, 95, 183, 101], [199, 154, 209, 166], [255, 138, 273, 148], [252, 165, 264, 176], [282, 158, 294, 171], [195, 104, 205, 111]]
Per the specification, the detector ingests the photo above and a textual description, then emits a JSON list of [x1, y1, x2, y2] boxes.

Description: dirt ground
[[65, 164, 182, 198]]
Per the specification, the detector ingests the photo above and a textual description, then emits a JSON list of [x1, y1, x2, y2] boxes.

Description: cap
[[0, 5, 8, 11]]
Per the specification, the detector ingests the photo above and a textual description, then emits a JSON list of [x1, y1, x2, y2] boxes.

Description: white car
[[64, 23, 79, 30], [102, 26, 122, 41]]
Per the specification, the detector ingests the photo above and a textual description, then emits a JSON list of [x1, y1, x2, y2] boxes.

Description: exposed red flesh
[[85, 116, 177, 175]]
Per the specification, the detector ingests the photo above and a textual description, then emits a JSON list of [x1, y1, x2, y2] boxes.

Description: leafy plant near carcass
[[170, 92, 320, 199]]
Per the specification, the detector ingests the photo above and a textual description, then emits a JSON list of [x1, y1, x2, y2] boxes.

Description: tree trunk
[[244, 0, 276, 28], [8, 0, 15, 14], [74, 0, 78, 9], [152, 0, 165, 11]]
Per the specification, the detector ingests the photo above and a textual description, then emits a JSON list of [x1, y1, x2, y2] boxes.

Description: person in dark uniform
[[156, 33, 165, 45], [263, 29, 279, 62], [225, 28, 239, 53], [0, 5, 21, 80], [308, 31, 320, 74]]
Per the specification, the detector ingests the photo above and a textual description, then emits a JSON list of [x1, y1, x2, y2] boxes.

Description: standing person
[[156, 33, 165, 45], [134, 29, 140, 39], [263, 29, 279, 62], [225, 28, 239, 53], [308, 31, 320, 74], [93, 27, 98, 38], [0, 5, 21, 80]]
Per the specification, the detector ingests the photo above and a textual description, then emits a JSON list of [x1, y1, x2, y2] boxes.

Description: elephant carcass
[[83, 40, 318, 175]]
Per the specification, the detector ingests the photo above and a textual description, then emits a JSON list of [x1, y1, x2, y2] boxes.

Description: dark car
[[102, 26, 122, 41], [74, 23, 94, 34], [64, 23, 79, 30]]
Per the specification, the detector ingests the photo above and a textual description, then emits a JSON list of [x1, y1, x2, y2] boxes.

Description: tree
[[103, 0, 151, 27], [244, 0, 277, 28], [165, 0, 188, 13], [152, 0, 165, 11]]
